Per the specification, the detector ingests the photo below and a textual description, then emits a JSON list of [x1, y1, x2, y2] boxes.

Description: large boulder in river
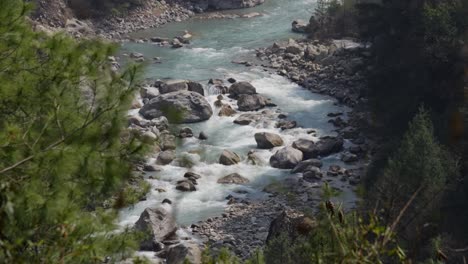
[[219, 150, 241, 165], [139, 91, 213, 123], [187, 81, 205, 96], [228, 81, 257, 98], [218, 104, 237, 117], [134, 202, 177, 251], [269, 146, 303, 169], [166, 241, 202, 264], [292, 138, 316, 158], [217, 173, 250, 184], [156, 150, 176, 165], [314, 136, 344, 157], [255, 132, 284, 149], [159, 80, 188, 94], [291, 19, 308, 33], [237, 94, 267, 111]]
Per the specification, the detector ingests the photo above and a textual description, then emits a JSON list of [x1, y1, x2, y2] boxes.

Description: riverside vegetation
[[1, 0, 468, 263]]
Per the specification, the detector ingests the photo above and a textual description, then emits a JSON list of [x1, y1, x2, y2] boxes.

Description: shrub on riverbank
[[0, 1, 149, 262]]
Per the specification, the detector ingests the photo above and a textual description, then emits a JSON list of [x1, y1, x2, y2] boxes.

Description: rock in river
[[219, 150, 241, 165], [134, 202, 177, 251], [217, 173, 250, 184], [139, 91, 213, 123], [269, 146, 303, 169], [255, 132, 284, 149], [237, 94, 267, 111], [228, 81, 257, 98]]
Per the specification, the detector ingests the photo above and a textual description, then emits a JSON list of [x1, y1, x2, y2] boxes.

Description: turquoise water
[[119, 0, 358, 227]]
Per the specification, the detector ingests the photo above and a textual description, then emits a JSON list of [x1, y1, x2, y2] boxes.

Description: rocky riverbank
[[31, 0, 266, 39]]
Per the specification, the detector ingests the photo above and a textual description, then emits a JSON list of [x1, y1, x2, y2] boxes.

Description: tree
[[371, 108, 458, 248], [0, 1, 149, 262]]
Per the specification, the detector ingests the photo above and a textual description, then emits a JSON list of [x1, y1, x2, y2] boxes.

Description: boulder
[[172, 38, 183, 48], [159, 132, 176, 150], [156, 150, 176, 165], [255, 132, 284, 149], [237, 94, 267, 111], [269, 147, 303, 169], [166, 242, 202, 264], [219, 150, 241, 165], [140, 86, 160, 100], [176, 180, 196, 192], [217, 173, 250, 184], [187, 81, 205, 96], [152, 116, 169, 131], [341, 152, 358, 163], [218, 104, 237, 117], [159, 80, 188, 94], [198, 131, 208, 140], [292, 139, 316, 158], [228, 81, 257, 98], [179, 127, 193, 138], [140, 91, 213, 123], [314, 136, 344, 157], [285, 44, 302, 55], [184, 172, 202, 182], [276, 120, 297, 130], [291, 19, 308, 33], [291, 159, 323, 173], [134, 204, 177, 251], [234, 113, 262, 125]]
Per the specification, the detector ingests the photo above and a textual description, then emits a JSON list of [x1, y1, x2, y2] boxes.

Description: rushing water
[[119, 0, 357, 227]]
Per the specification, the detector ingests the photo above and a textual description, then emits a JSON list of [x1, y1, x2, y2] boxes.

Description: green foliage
[[312, 0, 358, 38], [371, 108, 458, 235], [0, 0, 148, 262]]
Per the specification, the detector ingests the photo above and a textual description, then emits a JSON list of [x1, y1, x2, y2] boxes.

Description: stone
[[303, 166, 322, 181], [267, 210, 316, 243], [172, 38, 183, 48], [228, 81, 257, 98], [276, 120, 297, 130], [291, 159, 323, 173], [218, 104, 237, 117], [199, 131, 208, 140], [227, 78, 237, 83], [269, 147, 303, 169], [159, 80, 188, 94], [144, 164, 161, 172], [341, 152, 358, 163], [219, 150, 241, 165], [291, 19, 308, 33], [314, 136, 344, 157], [217, 173, 250, 184], [187, 81, 205, 96], [179, 127, 193, 138], [139, 91, 213, 123], [134, 204, 177, 251], [184, 172, 202, 181], [255, 132, 284, 149], [166, 242, 202, 264], [237, 94, 267, 111], [156, 150, 176, 165], [234, 113, 262, 125], [176, 180, 196, 192], [292, 138, 316, 158], [159, 132, 176, 150], [140, 86, 160, 99]]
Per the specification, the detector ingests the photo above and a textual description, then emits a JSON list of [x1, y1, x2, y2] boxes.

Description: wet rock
[[218, 104, 237, 117], [130, 52, 144, 59], [291, 19, 308, 33], [179, 127, 193, 138], [134, 204, 177, 251], [237, 94, 267, 111], [199, 131, 208, 140], [227, 78, 237, 83], [166, 242, 202, 264], [255, 132, 284, 149], [172, 38, 184, 48], [303, 166, 322, 182], [219, 150, 241, 166], [157, 150, 176, 165], [327, 165, 344, 176], [291, 159, 323, 173], [314, 136, 344, 157], [269, 147, 303, 169], [144, 163, 161, 172], [151, 36, 170, 43], [208, 78, 224, 86], [187, 81, 205, 96], [276, 120, 297, 130], [247, 150, 262, 165], [217, 173, 250, 184], [228, 81, 257, 98], [159, 131, 176, 150], [341, 152, 358, 163], [140, 91, 213, 123], [184, 172, 202, 182], [292, 138, 316, 158], [234, 113, 262, 125], [153, 116, 170, 131], [176, 180, 197, 192], [159, 80, 189, 94]]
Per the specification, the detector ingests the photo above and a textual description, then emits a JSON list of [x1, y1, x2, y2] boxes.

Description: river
[[118, 0, 357, 228]]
